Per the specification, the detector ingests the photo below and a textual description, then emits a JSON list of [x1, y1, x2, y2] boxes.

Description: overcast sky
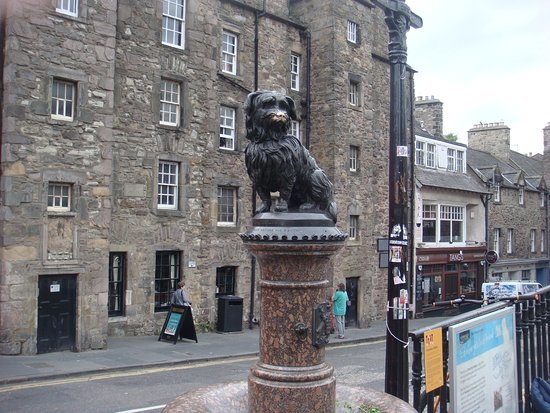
[[405, 0, 549, 156]]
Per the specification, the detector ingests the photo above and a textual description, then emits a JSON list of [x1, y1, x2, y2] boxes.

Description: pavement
[[0, 317, 446, 386]]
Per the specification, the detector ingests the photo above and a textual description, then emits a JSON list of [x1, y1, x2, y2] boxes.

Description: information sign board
[[449, 307, 517, 413], [158, 304, 198, 344]]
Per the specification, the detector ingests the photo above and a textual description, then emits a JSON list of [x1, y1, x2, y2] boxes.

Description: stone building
[[0, 0, 404, 354], [468, 123, 549, 285]]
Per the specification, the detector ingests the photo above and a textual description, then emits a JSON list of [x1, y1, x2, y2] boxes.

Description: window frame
[[221, 30, 237, 75], [47, 183, 72, 212], [290, 53, 300, 91], [290, 120, 301, 142], [155, 250, 181, 312], [542, 230, 546, 253], [415, 141, 425, 166], [216, 266, 236, 297], [518, 186, 525, 205], [349, 215, 359, 241], [348, 79, 359, 106], [108, 252, 126, 317], [347, 20, 358, 44], [219, 105, 236, 151], [530, 229, 536, 253], [507, 229, 513, 254], [494, 183, 501, 203], [217, 186, 237, 226], [422, 204, 465, 244], [157, 160, 179, 210], [56, 0, 78, 17], [160, 79, 181, 127], [51, 78, 76, 121], [162, 0, 186, 49], [349, 145, 359, 172], [493, 228, 501, 255], [426, 143, 436, 168], [456, 150, 464, 173]]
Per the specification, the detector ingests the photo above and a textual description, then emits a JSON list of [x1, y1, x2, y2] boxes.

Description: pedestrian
[[171, 281, 190, 307], [332, 283, 349, 339]]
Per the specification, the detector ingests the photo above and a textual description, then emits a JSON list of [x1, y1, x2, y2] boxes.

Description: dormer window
[[494, 183, 501, 203], [519, 186, 524, 205]]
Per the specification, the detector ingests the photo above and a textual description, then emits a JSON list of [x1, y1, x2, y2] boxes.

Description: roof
[[415, 166, 490, 194]]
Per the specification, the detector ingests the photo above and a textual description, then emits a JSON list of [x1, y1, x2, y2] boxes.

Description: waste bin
[[217, 295, 243, 332]]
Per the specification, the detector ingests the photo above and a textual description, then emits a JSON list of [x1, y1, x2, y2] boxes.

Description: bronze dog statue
[[244, 91, 337, 223]]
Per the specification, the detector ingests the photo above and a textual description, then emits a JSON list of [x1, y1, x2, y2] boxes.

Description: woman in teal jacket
[[332, 283, 349, 339]]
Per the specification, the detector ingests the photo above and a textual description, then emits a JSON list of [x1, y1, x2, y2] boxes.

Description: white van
[[482, 281, 542, 300]]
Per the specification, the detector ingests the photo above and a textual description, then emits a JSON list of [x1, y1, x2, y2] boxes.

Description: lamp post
[[371, 0, 422, 402]]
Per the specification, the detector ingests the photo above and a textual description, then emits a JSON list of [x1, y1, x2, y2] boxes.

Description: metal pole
[[371, 0, 422, 401]]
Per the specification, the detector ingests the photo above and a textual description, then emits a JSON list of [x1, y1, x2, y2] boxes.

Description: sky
[[405, 0, 550, 156]]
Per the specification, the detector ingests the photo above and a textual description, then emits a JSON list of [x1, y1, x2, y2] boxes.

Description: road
[[0, 340, 387, 413]]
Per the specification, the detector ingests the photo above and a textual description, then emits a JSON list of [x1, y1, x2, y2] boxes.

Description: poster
[[164, 312, 182, 336], [449, 307, 517, 413], [424, 328, 444, 393]]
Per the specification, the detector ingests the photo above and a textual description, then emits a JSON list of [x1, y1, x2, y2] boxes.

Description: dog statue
[[244, 91, 337, 223]]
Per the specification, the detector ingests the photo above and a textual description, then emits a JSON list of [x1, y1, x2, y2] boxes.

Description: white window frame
[[541, 192, 546, 207], [157, 161, 179, 210], [518, 186, 524, 205], [56, 0, 78, 16], [426, 143, 436, 168], [507, 228, 513, 254], [219, 106, 236, 150], [217, 186, 237, 226], [347, 20, 358, 44], [348, 80, 359, 106], [415, 141, 425, 166], [422, 204, 465, 244], [493, 228, 500, 254], [51, 79, 75, 121], [530, 229, 536, 253], [290, 53, 300, 91], [447, 148, 456, 172], [494, 183, 501, 203], [160, 79, 180, 126], [456, 150, 464, 173], [290, 120, 300, 142], [349, 145, 358, 172], [47, 183, 71, 212], [349, 215, 359, 240], [162, 0, 186, 49], [221, 30, 237, 75]]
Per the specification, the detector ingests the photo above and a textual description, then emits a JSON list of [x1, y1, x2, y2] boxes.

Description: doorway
[[37, 274, 76, 354], [345, 277, 359, 327]]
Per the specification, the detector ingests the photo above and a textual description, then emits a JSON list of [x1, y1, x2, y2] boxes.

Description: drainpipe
[[304, 30, 311, 149], [249, 2, 266, 330], [480, 190, 492, 281]]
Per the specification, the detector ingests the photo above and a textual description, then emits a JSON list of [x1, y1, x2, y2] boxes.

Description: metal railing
[[409, 285, 550, 412]]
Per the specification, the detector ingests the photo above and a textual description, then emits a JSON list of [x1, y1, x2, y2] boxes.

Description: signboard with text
[[449, 307, 517, 413]]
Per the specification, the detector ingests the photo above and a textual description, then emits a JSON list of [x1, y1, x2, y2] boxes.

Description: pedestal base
[[162, 382, 417, 413]]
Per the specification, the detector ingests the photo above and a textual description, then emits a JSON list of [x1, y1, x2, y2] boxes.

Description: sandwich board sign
[[158, 304, 198, 344], [448, 307, 517, 413]]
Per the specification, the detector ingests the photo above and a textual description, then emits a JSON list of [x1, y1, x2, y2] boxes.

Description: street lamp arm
[[371, 0, 423, 29]]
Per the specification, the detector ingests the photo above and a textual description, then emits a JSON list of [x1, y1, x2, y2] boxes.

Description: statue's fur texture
[[244, 91, 337, 222]]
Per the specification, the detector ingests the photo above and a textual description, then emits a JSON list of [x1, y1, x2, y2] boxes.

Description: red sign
[[485, 250, 498, 264]]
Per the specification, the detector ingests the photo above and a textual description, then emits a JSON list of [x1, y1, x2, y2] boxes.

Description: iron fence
[[409, 285, 550, 412]]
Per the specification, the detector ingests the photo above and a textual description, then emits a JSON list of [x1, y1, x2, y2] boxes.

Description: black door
[[345, 277, 359, 327], [37, 275, 76, 354]]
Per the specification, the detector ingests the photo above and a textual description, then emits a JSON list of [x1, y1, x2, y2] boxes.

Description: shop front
[[415, 246, 486, 317]]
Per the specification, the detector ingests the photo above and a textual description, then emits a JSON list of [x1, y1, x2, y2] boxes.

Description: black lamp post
[[371, 0, 422, 402]]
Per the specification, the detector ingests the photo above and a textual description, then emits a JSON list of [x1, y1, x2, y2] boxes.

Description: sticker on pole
[[396, 146, 409, 157]]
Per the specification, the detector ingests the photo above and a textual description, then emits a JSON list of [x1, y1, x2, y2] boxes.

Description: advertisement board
[[449, 307, 517, 413]]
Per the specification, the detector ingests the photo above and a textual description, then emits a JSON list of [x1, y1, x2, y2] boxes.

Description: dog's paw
[[274, 199, 289, 212], [255, 202, 271, 214]]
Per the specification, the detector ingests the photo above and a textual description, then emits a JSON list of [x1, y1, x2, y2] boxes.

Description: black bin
[[217, 295, 243, 332]]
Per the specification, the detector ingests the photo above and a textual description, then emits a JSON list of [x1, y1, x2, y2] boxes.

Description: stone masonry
[[0, 0, 399, 354]]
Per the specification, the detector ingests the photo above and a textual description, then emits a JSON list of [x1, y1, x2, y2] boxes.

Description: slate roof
[[415, 166, 489, 194]]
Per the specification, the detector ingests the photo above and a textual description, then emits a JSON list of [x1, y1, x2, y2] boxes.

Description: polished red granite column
[[241, 213, 346, 413]]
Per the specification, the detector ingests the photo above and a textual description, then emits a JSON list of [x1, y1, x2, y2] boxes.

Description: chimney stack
[[414, 96, 443, 138], [468, 122, 510, 160]]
